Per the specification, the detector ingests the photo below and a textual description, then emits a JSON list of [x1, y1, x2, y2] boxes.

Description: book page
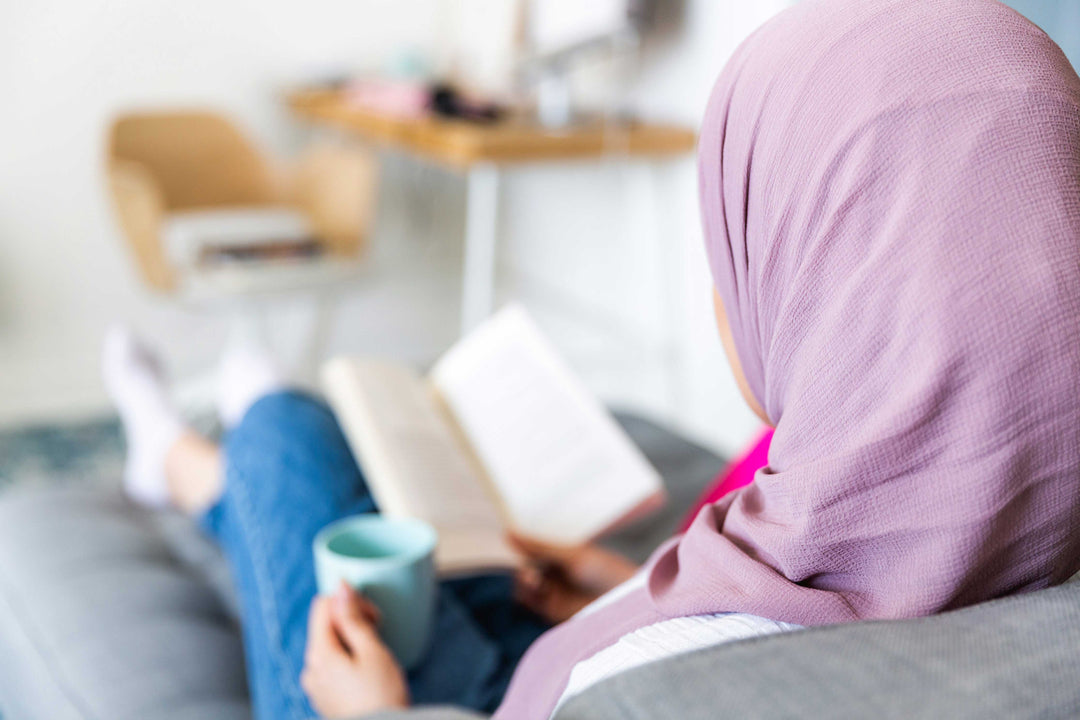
[[431, 305, 665, 544], [321, 357, 519, 574]]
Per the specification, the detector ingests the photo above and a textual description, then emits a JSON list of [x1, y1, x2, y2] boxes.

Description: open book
[[321, 305, 666, 575]]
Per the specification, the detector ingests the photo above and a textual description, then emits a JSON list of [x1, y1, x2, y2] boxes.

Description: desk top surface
[[288, 90, 698, 170]]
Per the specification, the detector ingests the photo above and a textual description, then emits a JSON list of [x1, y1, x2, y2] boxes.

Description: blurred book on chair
[[322, 305, 666, 575]]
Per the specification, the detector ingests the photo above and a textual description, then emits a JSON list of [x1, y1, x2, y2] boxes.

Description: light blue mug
[[313, 516, 438, 670]]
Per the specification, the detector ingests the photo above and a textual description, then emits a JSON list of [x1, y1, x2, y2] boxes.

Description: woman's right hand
[[301, 583, 409, 719], [509, 533, 639, 625]]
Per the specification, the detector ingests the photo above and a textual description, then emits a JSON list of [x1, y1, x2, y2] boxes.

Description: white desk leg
[[298, 291, 337, 385], [629, 160, 685, 421], [461, 163, 499, 334]]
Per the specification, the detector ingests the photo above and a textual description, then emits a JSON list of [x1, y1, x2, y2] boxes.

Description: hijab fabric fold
[[496, 1, 1080, 716]]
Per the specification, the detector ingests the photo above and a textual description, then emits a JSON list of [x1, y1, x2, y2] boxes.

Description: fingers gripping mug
[[313, 516, 438, 669]]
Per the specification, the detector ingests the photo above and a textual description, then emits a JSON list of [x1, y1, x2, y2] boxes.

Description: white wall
[[0, 0, 787, 455]]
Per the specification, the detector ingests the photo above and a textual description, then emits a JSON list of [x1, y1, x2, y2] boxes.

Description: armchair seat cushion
[[161, 206, 316, 268]]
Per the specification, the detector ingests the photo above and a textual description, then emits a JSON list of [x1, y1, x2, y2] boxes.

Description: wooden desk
[[288, 89, 697, 332]]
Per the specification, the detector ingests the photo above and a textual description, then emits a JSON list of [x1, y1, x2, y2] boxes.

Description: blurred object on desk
[[522, 0, 686, 127], [345, 77, 432, 121], [430, 83, 504, 123], [341, 76, 504, 123], [527, 0, 685, 57], [529, 0, 635, 56]]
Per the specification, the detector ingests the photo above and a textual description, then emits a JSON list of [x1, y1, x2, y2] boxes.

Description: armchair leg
[[169, 295, 338, 419], [169, 305, 269, 417], [172, 369, 218, 417]]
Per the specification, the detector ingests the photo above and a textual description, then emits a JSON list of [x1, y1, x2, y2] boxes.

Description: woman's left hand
[[301, 582, 410, 718], [509, 533, 639, 625]]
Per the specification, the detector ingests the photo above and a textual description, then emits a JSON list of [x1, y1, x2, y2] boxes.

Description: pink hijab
[[678, 429, 773, 533], [496, 0, 1080, 716]]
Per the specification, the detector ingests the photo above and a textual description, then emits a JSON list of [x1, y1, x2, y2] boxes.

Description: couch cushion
[[149, 510, 242, 620], [554, 580, 1080, 720], [0, 486, 249, 720]]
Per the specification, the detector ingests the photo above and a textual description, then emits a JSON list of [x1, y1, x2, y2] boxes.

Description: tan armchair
[[106, 110, 378, 293]]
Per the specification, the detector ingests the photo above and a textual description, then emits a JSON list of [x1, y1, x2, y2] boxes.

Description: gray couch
[[1, 414, 1078, 720]]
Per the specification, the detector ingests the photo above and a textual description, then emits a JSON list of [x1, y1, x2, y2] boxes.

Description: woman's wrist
[[577, 546, 639, 594]]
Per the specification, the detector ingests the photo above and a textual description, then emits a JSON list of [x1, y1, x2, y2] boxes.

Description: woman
[[104, 0, 1080, 718]]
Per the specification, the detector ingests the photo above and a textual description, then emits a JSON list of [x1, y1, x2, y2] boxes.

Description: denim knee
[[226, 390, 336, 454], [220, 388, 372, 517]]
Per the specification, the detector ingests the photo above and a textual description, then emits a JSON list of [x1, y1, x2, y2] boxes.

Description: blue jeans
[[199, 392, 548, 720]]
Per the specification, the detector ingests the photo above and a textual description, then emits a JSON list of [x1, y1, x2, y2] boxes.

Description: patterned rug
[[0, 414, 219, 496], [0, 415, 125, 495]]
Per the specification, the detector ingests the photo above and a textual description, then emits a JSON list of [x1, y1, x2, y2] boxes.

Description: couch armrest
[[554, 581, 1080, 720]]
